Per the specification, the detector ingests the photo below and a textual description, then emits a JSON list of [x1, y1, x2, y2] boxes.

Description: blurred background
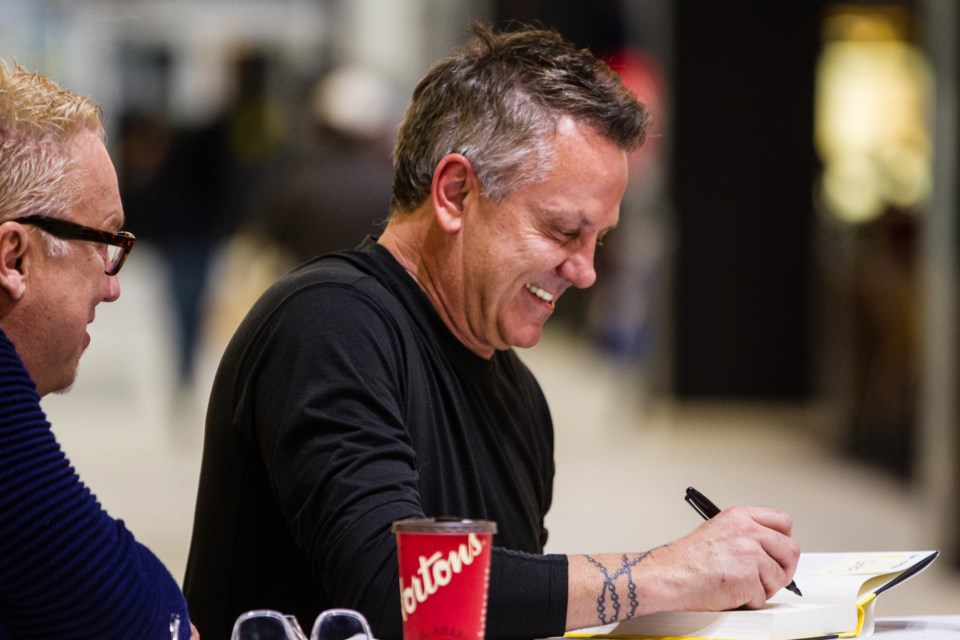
[[3, 0, 958, 619]]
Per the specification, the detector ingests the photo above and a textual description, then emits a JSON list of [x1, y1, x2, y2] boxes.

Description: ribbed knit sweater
[[0, 328, 191, 640]]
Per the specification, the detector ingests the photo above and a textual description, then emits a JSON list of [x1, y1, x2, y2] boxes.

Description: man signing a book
[[183, 23, 801, 640]]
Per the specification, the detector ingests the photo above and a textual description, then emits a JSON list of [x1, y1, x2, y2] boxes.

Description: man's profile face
[[19, 131, 124, 396], [457, 117, 629, 356]]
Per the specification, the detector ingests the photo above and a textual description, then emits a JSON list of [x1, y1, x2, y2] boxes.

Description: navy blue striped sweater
[[0, 329, 191, 639]]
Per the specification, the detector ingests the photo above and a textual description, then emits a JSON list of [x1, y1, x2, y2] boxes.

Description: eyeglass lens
[[235, 617, 295, 640], [314, 614, 370, 640], [105, 244, 124, 270]]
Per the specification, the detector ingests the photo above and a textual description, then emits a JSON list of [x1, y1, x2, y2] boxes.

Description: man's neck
[[377, 209, 494, 360]]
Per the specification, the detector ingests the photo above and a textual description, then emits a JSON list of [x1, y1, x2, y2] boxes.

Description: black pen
[[685, 486, 802, 597]]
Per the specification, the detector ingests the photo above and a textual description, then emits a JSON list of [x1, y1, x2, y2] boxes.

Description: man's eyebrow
[[579, 215, 618, 232]]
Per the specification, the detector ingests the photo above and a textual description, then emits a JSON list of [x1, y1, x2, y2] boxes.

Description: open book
[[567, 550, 939, 640]]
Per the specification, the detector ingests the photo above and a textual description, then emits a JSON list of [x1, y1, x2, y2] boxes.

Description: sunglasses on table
[[231, 608, 375, 640], [12, 214, 136, 275]]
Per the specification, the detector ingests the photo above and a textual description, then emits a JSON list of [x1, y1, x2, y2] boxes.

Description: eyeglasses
[[13, 214, 136, 275], [231, 610, 308, 640], [311, 608, 374, 640], [230, 608, 374, 640]]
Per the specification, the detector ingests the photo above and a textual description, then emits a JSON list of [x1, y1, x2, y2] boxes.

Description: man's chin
[[51, 381, 76, 396], [44, 368, 79, 398], [507, 327, 545, 351]]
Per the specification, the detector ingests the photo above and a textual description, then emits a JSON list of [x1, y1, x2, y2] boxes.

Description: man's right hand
[[565, 505, 800, 631], [641, 505, 800, 611]]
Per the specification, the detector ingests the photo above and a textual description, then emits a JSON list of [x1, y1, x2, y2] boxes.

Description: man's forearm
[[566, 551, 661, 631], [564, 505, 801, 632]]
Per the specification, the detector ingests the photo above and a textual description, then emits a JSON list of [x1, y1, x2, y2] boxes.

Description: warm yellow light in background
[[815, 7, 932, 224]]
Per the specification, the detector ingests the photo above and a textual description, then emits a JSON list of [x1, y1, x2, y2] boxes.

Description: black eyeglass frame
[[13, 214, 136, 275]]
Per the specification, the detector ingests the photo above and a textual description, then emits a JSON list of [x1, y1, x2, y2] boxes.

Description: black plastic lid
[[391, 517, 497, 534]]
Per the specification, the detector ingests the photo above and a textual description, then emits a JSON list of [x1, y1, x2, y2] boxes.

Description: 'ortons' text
[[399, 533, 486, 621]]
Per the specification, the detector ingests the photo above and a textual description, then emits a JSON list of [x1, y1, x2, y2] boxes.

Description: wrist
[[567, 551, 670, 631]]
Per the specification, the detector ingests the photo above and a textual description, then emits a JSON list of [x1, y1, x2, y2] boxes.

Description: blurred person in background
[[118, 49, 279, 400], [184, 24, 799, 640], [118, 109, 232, 399], [239, 64, 397, 267], [0, 61, 198, 640]]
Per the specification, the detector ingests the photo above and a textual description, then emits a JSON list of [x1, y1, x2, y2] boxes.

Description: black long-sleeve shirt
[[184, 239, 568, 640]]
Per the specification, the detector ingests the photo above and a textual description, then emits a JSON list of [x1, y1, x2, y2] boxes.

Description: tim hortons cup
[[392, 517, 497, 640]]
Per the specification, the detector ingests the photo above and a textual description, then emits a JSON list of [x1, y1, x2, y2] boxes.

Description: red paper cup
[[392, 517, 497, 640]]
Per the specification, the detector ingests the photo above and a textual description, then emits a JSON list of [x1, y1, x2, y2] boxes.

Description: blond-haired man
[[0, 61, 198, 640]]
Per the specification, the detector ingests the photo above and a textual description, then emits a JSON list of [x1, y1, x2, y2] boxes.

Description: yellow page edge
[[565, 594, 878, 640], [834, 592, 875, 638], [564, 628, 736, 640], [566, 634, 845, 640]]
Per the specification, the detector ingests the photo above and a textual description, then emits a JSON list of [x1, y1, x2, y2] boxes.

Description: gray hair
[[390, 22, 652, 213]]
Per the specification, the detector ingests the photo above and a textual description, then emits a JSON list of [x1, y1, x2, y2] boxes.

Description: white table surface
[[873, 616, 960, 638]]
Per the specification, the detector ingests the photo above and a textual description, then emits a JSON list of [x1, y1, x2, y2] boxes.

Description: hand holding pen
[[686, 486, 802, 597]]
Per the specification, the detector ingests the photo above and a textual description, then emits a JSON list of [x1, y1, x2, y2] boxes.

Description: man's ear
[[0, 222, 30, 300], [431, 153, 478, 233]]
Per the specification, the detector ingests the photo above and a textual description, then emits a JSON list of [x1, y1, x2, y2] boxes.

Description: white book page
[[795, 552, 933, 576], [769, 551, 935, 606]]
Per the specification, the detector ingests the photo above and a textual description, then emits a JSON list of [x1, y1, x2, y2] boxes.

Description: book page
[[796, 551, 934, 577], [568, 602, 857, 640], [768, 551, 937, 604], [769, 574, 864, 607]]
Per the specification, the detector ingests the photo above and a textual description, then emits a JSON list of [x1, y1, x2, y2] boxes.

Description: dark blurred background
[[3, 0, 957, 569]]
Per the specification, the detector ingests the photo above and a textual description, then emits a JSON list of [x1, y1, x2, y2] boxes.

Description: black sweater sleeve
[[0, 330, 192, 640]]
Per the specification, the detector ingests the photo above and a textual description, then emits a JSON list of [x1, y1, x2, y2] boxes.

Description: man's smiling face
[[457, 117, 629, 355]]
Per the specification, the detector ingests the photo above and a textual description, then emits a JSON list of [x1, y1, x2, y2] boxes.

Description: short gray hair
[[390, 23, 651, 213]]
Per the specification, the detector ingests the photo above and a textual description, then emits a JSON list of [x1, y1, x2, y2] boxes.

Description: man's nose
[[103, 272, 121, 302], [559, 243, 598, 289]]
